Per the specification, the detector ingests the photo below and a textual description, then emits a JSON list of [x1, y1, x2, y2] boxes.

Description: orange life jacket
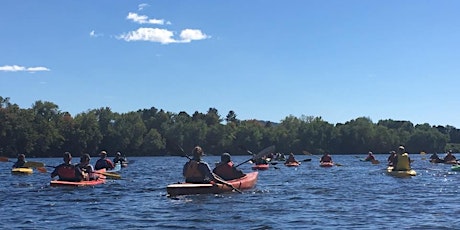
[[184, 160, 203, 179]]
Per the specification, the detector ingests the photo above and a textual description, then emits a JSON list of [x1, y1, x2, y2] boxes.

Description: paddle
[[235, 145, 275, 167], [178, 146, 242, 193], [302, 151, 342, 166], [302, 158, 312, 162]]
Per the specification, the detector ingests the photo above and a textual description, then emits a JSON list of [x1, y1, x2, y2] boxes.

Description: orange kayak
[[320, 162, 334, 167], [251, 164, 269, 170], [285, 162, 301, 167], [166, 172, 258, 196], [50, 169, 106, 187]]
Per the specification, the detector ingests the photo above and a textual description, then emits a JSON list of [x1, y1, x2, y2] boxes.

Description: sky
[[1, 1, 459, 128]]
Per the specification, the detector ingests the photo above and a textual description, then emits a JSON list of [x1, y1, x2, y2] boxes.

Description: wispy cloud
[[138, 3, 149, 11], [127, 12, 169, 25], [0, 65, 50, 72], [117, 28, 209, 44], [90, 30, 103, 38]]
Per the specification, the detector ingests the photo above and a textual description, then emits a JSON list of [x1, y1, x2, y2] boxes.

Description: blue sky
[[1, 1, 459, 128]]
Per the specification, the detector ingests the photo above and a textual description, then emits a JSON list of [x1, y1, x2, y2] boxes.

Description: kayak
[[50, 169, 107, 187], [429, 159, 444, 163], [386, 166, 416, 177], [11, 168, 33, 175], [166, 172, 259, 196], [451, 165, 460, 171], [285, 162, 301, 167], [252, 164, 269, 170], [320, 162, 334, 167], [108, 163, 122, 172], [443, 160, 458, 165]]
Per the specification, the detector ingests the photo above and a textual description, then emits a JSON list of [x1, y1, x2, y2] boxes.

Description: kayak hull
[[451, 165, 460, 171], [252, 164, 269, 170], [320, 162, 334, 167], [386, 166, 416, 177], [11, 168, 33, 175], [285, 162, 301, 167], [50, 169, 107, 187], [166, 172, 258, 196]]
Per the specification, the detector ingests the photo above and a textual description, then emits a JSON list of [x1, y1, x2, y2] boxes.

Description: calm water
[[1, 154, 459, 229]]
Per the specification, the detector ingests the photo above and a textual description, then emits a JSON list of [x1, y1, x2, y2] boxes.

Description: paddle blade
[[254, 145, 275, 159], [36, 167, 47, 173], [102, 172, 121, 179], [23, 161, 45, 168], [0, 156, 10, 162]]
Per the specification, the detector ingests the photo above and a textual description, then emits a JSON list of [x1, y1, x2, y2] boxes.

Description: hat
[[368, 151, 373, 154], [398, 146, 405, 150], [100, 151, 107, 156], [116, 152, 121, 156], [221, 153, 231, 163], [389, 151, 396, 154]]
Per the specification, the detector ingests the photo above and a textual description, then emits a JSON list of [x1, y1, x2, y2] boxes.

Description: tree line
[[1, 96, 459, 158]]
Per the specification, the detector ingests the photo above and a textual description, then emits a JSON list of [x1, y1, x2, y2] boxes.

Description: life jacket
[[95, 158, 114, 170], [213, 162, 235, 180], [184, 160, 204, 180], [57, 164, 81, 181], [395, 153, 410, 171]]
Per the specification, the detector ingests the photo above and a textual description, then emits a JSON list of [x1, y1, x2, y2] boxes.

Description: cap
[[398, 146, 405, 150], [116, 152, 121, 156], [100, 150, 107, 156]]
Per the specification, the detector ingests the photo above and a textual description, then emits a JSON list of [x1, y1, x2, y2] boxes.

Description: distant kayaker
[[387, 151, 397, 166], [213, 153, 245, 181], [320, 153, 333, 163], [392, 146, 411, 171], [183, 146, 215, 183], [12, 154, 26, 168], [365, 151, 376, 161], [95, 150, 115, 170], [77, 153, 98, 181], [285, 153, 299, 164], [51, 152, 84, 182], [253, 154, 269, 165], [429, 152, 442, 163], [443, 150, 457, 164], [113, 152, 127, 165]]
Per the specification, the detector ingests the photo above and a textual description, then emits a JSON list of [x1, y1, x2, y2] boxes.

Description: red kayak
[[251, 164, 269, 170], [166, 172, 258, 196], [50, 169, 107, 187], [285, 162, 301, 167], [320, 162, 334, 167]]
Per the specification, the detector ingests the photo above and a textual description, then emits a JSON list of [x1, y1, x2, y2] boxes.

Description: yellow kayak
[[11, 168, 33, 175], [386, 166, 416, 177]]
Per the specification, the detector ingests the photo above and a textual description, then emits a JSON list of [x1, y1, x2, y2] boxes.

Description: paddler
[[443, 150, 457, 164], [95, 150, 115, 170], [387, 151, 397, 166], [51, 152, 84, 182], [392, 146, 411, 171], [12, 154, 26, 168], [285, 153, 300, 164], [183, 146, 216, 183], [365, 151, 376, 161], [320, 153, 333, 163], [77, 153, 98, 181], [213, 153, 245, 181]]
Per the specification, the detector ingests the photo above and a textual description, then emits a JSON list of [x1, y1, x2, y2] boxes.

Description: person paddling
[[387, 151, 397, 166], [113, 152, 127, 166], [51, 152, 84, 182], [429, 152, 442, 163], [213, 153, 245, 181], [365, 151, 376, 161], [12, 154, 26, 168], [443, 150, 457, 164], [320, 153, 333, 163], [183, 146, 216, 183], [77, 153, 98, 181], [392, 146, 411, 171], [95, 150, 115, 170], [285, 153, 300, 164]]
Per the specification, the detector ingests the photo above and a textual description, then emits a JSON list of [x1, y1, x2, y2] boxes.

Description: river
[[1, 153, 459, 229]]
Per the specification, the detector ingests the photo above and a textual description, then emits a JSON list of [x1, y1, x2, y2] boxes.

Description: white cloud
[[138, 3, 149, 11], [127, 12, 166, 25], [0, 65, 50, 72], [118, 28, 209, 44], [90, 30, 103, 37], [118, 27, 176, 44], [179, 29, 209, 42]]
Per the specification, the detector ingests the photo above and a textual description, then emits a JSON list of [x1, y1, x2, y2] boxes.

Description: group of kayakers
[[11, 150, 123, 182], [429, 150, 456, 164]]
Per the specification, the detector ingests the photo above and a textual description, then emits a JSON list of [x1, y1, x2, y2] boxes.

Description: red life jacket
[[213, 162, 235, 180], [57, 164, 78, 180]]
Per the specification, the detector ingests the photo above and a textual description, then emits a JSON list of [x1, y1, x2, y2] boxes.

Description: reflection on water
[[1, 154, 460, 229]]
